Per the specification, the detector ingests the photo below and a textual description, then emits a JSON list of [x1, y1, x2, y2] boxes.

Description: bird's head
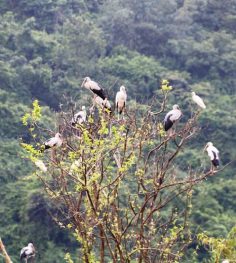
[[55, 133, 62, 139], [81, 77, 90, 87], [191, 92, 196, 96], [204, 141, 213, 151], [120, 85, 126, 92], [207, 142, 213, 147], [28, 243, 34, 248], [82, 105, 86, 111], [173, 104, 179, 110]]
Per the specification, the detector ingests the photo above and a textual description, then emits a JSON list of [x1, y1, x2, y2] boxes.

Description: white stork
[[164, 104, 182, 132], [204, 142, 220, 170], [42, 133, 63, 151], [192, 92, 206, 109], [71, 106, 87, 126], [115, 85, 127, 120], [69, 158, 82, 175], [34, 159, 47, 172], [92, 95, 112, 114], [81, 77, 107, 100], [20, 243, 35, 262]]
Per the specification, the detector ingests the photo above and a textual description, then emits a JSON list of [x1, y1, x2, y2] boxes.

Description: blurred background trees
[[0, 0, 235, 262]]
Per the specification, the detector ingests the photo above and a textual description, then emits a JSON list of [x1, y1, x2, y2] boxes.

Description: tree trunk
[[0, 238, 13, 263]]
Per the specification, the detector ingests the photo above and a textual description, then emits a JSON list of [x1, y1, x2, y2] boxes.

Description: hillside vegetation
[[0, 0, 235, 262]]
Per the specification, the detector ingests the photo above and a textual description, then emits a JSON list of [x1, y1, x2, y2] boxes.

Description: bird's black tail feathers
[[20, 252, 26, 261], [212, 159, 220, 167], [40, 144, 50, 152], [212, 152, 220, 167], [164, 118, 173, 131]]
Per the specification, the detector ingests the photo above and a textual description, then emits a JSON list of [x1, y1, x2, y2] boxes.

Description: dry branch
[[0, 238, 13, 263]]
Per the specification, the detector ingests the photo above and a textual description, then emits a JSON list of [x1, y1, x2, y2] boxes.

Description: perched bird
[[71, 106, 87, 126], [204, 142, 220, 169], [115, 85, 127, 119], [20, 243, 35, 262], [81, 77, 107, 100], [93, 95, 112, 113], [192, 92, 206, 109], [34, 159, 47, 172], [42, 133, 63, 151], [69, 158, 82, 175], [164, 104, 182, 131]]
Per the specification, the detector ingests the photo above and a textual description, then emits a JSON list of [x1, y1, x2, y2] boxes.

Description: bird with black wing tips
[[81, 77, 107, 101], [204, 142, 220, 172], [41, 133, 63, 152], [164, 104, 182, 132], [91, 95, 112, 115], [20, 243, 35, 262], [71, 106, 87, 126]]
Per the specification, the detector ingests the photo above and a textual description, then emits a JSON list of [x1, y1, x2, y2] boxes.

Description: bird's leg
[[90, 96, 96, 114], [109, 122, 112, 137], [113, 149, 121, 168], [167, 128, 174, 138], [89, 105, 95, 115], [51, 148, 56, 163], [122, 109, 125, 120], [172, 122, 178, 136], [210, 163, 214, 174]]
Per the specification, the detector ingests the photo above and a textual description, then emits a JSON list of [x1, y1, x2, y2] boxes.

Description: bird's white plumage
[[164, 105, 182, 122], [164, 104, 182, 131], [192, 92, 206, 109], [45, 133, 63, 148], [81, 76, 107, 101], [72, 106, 87, 125], [20, 243, 35, 260], [115, 86, 127, 114], [205, 142, 219, 161], [81, 77, 101, 90], [94, 96, 111, 110], [69, 158, 82, 175], [34, 160, 47, 172]]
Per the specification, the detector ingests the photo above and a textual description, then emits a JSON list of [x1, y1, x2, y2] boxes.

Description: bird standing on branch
[[81, 77, 107, 101], [34, 159, 47, 172], [20, 243, 35, 262], [192, 92, 206, 109], [164, 104, 182, 132], [41, 133, 63, 151], [71, 106, 87, 126], [115, 85, 127, 120], [204, 142, 220, 171], [91, 95, 112, 114]]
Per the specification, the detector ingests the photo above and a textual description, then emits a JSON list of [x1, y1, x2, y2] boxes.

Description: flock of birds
[[26, 77, 221, 262], [40, 76, 220, 172]]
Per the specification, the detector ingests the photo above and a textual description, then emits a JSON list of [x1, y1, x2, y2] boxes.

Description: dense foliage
[[0, 0, 235, 262]]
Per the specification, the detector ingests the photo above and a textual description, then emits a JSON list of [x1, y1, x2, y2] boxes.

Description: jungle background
[[0, 0, 236, 262]]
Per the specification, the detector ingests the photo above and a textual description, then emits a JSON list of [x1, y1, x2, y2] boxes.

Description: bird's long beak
[[203, 144, 208, 152]]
